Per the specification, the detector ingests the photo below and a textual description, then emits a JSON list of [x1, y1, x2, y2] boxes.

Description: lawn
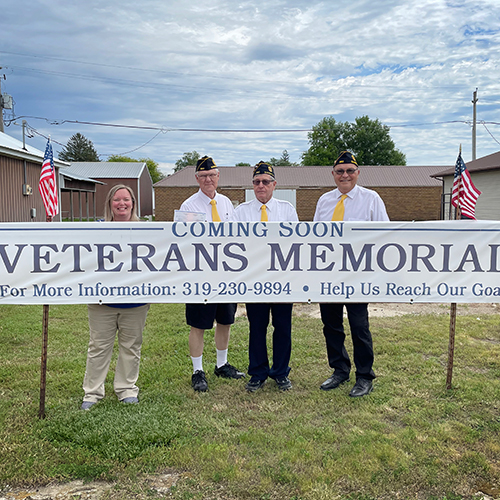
[[0, 303, 499, 499]]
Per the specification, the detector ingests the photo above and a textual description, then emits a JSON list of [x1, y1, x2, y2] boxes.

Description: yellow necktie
[[261, 204, 268, 221], [331, 195, 348, 221], [210, 199, 221, 222]]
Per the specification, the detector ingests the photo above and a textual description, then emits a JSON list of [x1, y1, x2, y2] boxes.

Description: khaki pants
[[82, 304, 150, 403]]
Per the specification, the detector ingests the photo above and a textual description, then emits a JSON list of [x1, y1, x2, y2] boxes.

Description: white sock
[[191, 355, 203, 373], [216, 349, 228, 368]]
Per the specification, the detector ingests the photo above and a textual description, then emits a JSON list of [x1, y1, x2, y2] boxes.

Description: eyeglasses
[[197, 173, 218, 180], [252, 179, 274, 186], [333, 168, 358, 175]]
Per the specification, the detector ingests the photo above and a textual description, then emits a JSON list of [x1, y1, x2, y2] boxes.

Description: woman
[[81, 185, 150, 410]]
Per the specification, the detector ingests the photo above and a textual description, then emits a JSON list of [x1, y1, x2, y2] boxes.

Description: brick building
[[154, 165, 444, 222]]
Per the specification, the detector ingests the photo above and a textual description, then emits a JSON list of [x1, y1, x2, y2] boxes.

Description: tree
[[58, 133, 100, 162], [235, 162, 251, 166], [302, 116, 406, 166], [175, 151, 200, 172], [108, 155, 164, 184], [347, 116, 407, 166], [268, 150, 297, 167]]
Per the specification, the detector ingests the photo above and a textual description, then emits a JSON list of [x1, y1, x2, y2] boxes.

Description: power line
[[12, 115, 500, 159], [5, 64, 487, 104], [6, 115, 313, 132], [0, 50, 296, 86], [10, 113, 500, 134], [13, 120, 168, 156], [481, 121, 500, 146], [23, 124, 66, 147], [103, 130, 167, 157], [0, 50, 480, 91]]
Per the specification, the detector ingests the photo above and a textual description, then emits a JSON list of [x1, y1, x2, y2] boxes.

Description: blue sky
[[1, 0, 499, 175]]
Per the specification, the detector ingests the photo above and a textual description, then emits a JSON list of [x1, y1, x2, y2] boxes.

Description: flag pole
[[39, 302, 50, 419], [38, 136, 56, 419], [39, 218, 53, 420], [39, 212, 52, 419], [446, 302, 457, 390], [446, 145, 462, 390]]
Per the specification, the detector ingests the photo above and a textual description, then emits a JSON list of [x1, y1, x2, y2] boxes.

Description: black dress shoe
[[320, 373, 350, 391], [349, 378, 373, 397], [275, 376, 292, 391], [245, 378, 266, 392]]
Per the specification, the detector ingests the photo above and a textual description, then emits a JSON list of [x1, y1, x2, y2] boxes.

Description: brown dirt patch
[[291, 302, 500, 318]]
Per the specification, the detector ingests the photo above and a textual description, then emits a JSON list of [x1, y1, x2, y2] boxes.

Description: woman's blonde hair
[[103, 184, 139, 221]]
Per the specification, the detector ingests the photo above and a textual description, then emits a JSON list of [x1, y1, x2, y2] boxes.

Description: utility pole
[[0, 69, 13, 134], [0, 68, 4, 133], [472, 88, 478, 161]]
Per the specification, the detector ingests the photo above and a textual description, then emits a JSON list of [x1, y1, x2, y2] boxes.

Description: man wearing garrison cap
[[235, 161, 298, 392], [179, 156, 245, 392], [313, 151, 389, 397]]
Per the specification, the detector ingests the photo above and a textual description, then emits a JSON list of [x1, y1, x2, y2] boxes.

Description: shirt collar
[[335, 184, 358, 200], [255, 196, 274, 211], [198, 189, 218, 204]]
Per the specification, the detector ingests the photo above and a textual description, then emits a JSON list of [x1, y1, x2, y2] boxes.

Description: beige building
[[154, 165, 444, 222], [432, 150, 500, 220]]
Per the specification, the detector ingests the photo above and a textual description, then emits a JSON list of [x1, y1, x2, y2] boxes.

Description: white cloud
[[158, 162, 175, 176]]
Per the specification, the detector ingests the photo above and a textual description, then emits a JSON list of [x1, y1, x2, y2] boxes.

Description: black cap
[[334, 151, 358, 167], [196, 156, 217, 172], [253, 161, 275, 178]]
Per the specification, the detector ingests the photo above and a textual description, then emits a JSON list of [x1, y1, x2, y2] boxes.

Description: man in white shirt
[[235, 161, 298, 392], [313, 151, 389, 397], [179, 156, 245, 392]]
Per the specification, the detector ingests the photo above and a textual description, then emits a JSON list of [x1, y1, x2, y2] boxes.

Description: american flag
[[38, 138, 59, 218], [451, 152, 481, 220]]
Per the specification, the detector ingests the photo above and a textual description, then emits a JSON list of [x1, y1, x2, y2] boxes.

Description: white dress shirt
[[313, 184, 389, 222], [235, 196, 298, 222], [179, 189, 235, 221]]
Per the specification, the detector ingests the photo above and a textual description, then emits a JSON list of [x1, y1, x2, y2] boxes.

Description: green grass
[[0, 304, 499, 500]]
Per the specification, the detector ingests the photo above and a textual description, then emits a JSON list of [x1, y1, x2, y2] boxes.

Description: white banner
[[1, 220, 500, 305]]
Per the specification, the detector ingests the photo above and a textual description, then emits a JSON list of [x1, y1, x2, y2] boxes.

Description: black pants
[[245, 303, 293, 381], [319, 303, 375, 381]]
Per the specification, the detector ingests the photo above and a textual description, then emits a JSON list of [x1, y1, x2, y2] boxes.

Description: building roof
[[60, 170, 105, 184], [432, 150, 500, 177], [0, 131, 68, 168], [154, 165, 444, 189], [65, 162, 147, 179]]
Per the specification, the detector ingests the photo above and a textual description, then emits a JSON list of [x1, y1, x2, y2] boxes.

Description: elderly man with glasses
[[235, 161, 298, 392], [179, 156, 245, 392], [313, 151, 389, 397]]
